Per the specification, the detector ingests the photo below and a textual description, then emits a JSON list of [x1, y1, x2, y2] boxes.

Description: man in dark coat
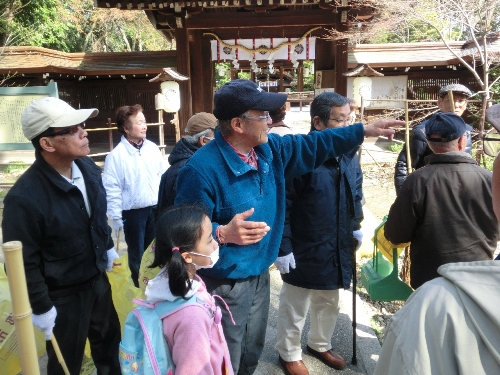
[[274, 92, 364, 375], [2, 97, 121, 374], [394, 83, 473, 195], [386, 113, 499, 289], [157, 112, 216, 215]]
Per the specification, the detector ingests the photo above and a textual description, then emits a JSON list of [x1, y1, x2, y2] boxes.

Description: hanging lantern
[[353, 76, 372, 107], [160, 81, 181, 113]]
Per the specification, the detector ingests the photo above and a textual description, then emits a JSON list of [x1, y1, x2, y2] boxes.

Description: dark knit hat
[[213, 79, 287, 120]]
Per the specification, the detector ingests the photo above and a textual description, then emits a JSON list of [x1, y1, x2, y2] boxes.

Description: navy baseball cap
[[213, 79, 287, 121], [426, 113, 467, 142]]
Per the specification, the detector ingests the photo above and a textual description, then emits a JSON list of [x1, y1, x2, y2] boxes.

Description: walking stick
[[3, 241, 40, 375], [116, 227, 121, 252], [50, 334, 70, 375], [351, 241, 358, 365]]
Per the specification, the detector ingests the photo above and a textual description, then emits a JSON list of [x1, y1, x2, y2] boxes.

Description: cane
[[116, 227, 121, 252], [351, 240, 358, 365], [51, 335, 71, 375]]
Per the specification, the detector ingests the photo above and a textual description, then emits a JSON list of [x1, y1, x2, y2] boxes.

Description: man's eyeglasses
[[329, 118, 351, 126], [442, 97, 468, 106], [241, 112, 270, 121], [46, 124, 85, 137]]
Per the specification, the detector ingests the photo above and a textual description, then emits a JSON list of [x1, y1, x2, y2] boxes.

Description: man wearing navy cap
[[385, 112, 499, 290], [394, 83, 474, 195], [174, 79, 403, 374]]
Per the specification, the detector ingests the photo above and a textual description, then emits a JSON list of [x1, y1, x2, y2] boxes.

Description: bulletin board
[[0, 81, 58, 150]]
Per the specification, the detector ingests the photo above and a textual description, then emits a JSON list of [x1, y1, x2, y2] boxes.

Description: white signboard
[[347, 76, 407, 109]]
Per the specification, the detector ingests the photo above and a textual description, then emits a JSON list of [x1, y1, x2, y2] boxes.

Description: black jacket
[[386, 152, 498, 289], [157, 139, 199, 216], [2, 152, 113, 314], [394, 118, 472, 195], [279, 147, 363, 290]]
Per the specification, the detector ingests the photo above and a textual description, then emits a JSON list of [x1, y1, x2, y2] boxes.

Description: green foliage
[[4, 160, 28, 173], [302, 60, 315, 92], [215, 62, 231, 89], [3, 0, 171, 52], [388, 142, 404, 153]]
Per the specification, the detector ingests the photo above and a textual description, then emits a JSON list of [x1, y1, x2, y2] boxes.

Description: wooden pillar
[[333, 38, 348, 96], [279, 64, 284, 92], [298, 63, 304, 92], [175, 27, 192, 131], [190, 31, 214, 114]]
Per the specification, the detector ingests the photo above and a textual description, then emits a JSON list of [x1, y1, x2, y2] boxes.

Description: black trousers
[[47, 272, 121, 375]]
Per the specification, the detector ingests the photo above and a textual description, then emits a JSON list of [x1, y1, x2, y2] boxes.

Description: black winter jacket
[[386, 152, 498, 289], [157, 139, 199, 216], [394, 118, 472, 195], [2, 152, 113, 314], [279, 147, 363, 290]]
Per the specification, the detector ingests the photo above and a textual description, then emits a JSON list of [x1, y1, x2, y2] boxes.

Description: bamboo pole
[[2, 241, 40, 375], [50, 335, 70, 375], [405, 100, 412, 173]]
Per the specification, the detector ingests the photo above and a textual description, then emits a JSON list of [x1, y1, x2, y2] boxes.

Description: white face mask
[[190, 246, 220, 270]]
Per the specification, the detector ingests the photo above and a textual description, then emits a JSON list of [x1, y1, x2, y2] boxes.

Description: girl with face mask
[[145, 205, 234, 375]]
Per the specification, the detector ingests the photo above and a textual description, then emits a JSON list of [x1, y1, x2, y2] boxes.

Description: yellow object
[[0, 261, 45, 375], [372, 224, 410, 263], [138, 240, 162, 296]]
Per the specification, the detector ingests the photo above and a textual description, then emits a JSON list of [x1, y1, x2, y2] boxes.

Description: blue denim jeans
[[200, 270, 270, 375], [122, 206, 156, 287]]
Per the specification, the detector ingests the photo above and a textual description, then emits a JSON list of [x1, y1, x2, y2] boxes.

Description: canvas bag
[[119, 295, 214, 375]]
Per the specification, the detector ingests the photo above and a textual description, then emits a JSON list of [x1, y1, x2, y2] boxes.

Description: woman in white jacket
[[103, 104, 164, 287]]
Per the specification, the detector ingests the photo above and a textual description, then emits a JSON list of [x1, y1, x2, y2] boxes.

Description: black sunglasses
[[46, 124, 85, 137]]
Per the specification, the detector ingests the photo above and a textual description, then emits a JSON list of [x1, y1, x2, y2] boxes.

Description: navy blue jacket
[[280, 146, 363, 290], [157, 138, 199, 216], [2, 152, 113, 314]]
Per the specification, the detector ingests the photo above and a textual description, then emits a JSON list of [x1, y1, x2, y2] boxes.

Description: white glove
[[32, 306, 57, 340], [274, 253, 296, 274], [106, 247, 119, 272], [353, 230, 363, 251], [112, 218, 124, 234]]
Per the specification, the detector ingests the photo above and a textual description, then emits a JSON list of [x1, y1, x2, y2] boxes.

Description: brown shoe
[[307, 346, 347, 370], [279, 356, 310, 375]]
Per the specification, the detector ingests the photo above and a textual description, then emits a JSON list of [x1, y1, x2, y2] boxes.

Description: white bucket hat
[[21, 97, 98, 140]]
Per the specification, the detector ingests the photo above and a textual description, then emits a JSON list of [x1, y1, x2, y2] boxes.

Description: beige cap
[[185, 112, 217, 135], [21, 97, 98, 140]]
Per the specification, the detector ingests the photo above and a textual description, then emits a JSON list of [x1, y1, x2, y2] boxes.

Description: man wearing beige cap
[[157, 112, 216, 215], [2, 97, 121, 374]]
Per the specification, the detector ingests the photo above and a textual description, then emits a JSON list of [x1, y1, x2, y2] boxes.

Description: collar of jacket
[[120, 135, 147, 155], [427, 152, 476, 165], [34, 151, 101, 193], [213, 128, 272, 177]]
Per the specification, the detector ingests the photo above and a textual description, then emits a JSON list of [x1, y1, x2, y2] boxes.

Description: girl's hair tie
[[172, 246, 180, 252]]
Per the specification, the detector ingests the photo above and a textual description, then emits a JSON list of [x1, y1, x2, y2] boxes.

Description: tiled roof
[[348, 42, 467, 68], [0, 46, 177, 75]]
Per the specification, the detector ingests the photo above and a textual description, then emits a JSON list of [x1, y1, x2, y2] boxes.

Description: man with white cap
[[2, 97, 121, 374], [174, 79, 403, 374], [394, 83, 474, 195], [157, 112, 216, 215], [385, 112, 499, 290]]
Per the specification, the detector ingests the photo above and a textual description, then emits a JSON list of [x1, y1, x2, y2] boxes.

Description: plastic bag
[[0, 264, 46, 375], [137, 240, 162, 295]]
